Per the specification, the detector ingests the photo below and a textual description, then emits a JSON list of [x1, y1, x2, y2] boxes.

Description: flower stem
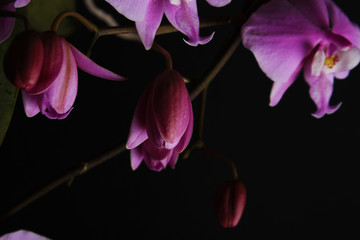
[[0, 10, 31, 31], [51, 11, 98, 33], [0, 143, 126, 221], [152, 42, 173, 70]]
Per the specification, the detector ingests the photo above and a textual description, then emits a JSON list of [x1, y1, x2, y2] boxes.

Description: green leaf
[[0, 20, 23, 146], [20, 0, 78, 36]]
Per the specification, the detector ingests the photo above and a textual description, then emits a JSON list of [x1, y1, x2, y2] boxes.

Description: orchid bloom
[[0, 230, 49, 240], [4, 30, 125, 119], [105, 0, 232, 50], [213, 180, 246, 228], [126, 69, 193, 171], [0, 0, 30, 43], [241, 0, 360, 118]]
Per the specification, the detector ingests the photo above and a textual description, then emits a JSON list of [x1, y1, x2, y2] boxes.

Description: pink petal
[[269, 61, 303, 106], [21, 91, 40, 117], [326, 0, 360, 48], [288, 0, 329, 28], [46, 38, 78, 114], [105, 0, 150, 21], [0, 3, 15, 43], [27, 31, 64, 95], [168, 151, 179, 169], [164, 0, 213, 46], [39, 94, 73, 119], [174, 94, 193, 153], [130, 145, 144, 170], [127, 85, 152, 149], [241, 0, 326, 84], [0, 230, 49, 240], [206, 0, 231, 7], [306, 72, 341, 118], [14, 0, 30, 8], [330, 47, 360, 73], [152, 70, 190, 147], [135, 0, 165, 50], [69, 43, 126, 81]]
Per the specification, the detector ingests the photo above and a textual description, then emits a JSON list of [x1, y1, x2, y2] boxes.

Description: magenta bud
[[4, 31, 44, 91], [214, 180, 246, 228]]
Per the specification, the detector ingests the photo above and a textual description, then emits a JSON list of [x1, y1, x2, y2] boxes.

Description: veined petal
[[21, 91, 40, 117], [311, 49, 326, 76], [105, 0, 150, 21], [164, 0, 213, 46], [0, 3, 15, 43], [175, 94, 193, 153], [130, 146, 144, 170], [269, 60, 303, 106], [241, 0, 325, 84], [288, 0, 329, 28], [168, 151, 179, 169], [307, 72, 341, 118], [206, 0, 231, 7], [27, 31, 64, 95], [152, 70, 190, 146], [14, 0, 30, 8], [135, 0, 165, 50], [69, 43, 126, 81], [127, 86, 151, 149], [46, 39, 78, 114], [326, 0, 360, 48]]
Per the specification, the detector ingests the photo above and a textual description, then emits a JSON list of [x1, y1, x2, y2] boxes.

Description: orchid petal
[[334, 70, 349, 79], [105, 0, 150, 21], [206, 0, 231, 7], [143, 151, 165, 172], [241, 0, 326, 84], [27, 31, 64, 95], [144, 140, 172, 161], [135, 0, 165, 50], [152, 70, 190, 146], [326, 0, 360, 48], [175, 95, 193, 153], [127, 86, 151, 149], [21, 91, 40, 117], [0, 230, 49, 240], [164, 0, 213, 46], [0, 3, 15, 43], [168, 151, 179, 169], [130, 146, 144, 170], [269, 61, 303, 106], [307, 73, 341, 118], [40, 94, 73, 119], [46, 39, 78, 114], [69, 43, 126, 81], [329, 47, 360, 73], [311, 49, 326, 76], [288, 0, 329, 28], [14, 0, 30, 8]]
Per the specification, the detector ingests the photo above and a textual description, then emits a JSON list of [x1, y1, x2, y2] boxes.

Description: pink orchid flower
[[0, 230, 49, 240], [0, 0, 30, 43], [126, 69, 193, 171], [4, 30, 125, 119], [105, 0, 232, 50], [241, 0, 360, 118]]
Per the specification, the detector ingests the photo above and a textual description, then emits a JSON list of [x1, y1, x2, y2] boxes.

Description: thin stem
[[197, 87, 208, 140], [152, 42, 173, 70], [0, 143, 126, 221], [200, 145, 238, 180], [51, 11, 98, 33], [0, 10, 31, 31]]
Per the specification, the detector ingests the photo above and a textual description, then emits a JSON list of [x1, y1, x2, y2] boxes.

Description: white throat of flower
[[311, 46, 360, 76], [170, 0, 192, 6]]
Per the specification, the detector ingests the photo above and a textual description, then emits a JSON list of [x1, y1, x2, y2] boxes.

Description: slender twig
[[0, 10, 31, 30], [51, 11, 98, 33], [152, 42, 173, 70], [0, 143, 126, 221]]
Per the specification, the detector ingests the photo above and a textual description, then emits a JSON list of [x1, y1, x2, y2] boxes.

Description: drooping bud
[[214, 180, 246, 228], [4, 31, 44, 91]]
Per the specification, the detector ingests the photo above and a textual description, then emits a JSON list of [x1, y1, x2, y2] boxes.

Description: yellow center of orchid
[[325, 55, 339, 69]]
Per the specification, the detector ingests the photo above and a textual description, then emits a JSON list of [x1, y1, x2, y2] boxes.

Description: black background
[[1, 0, 360, 239]]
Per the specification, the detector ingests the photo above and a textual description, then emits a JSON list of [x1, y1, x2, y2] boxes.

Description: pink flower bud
[[4, 31, 44, 91], [214, 180, 246, 228]]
